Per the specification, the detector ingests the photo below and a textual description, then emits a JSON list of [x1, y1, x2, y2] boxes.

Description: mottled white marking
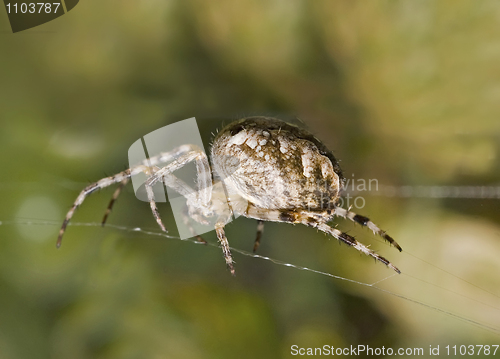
[[277, 136, 291, 155], [259, 139, 267, 146], [228, 131, 248, 146], [321, 161, 334, 179], [301, 149, 315, 178], [246, 138, 258, 149]]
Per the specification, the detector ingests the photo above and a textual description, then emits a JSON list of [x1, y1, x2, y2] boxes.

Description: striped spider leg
[[251, 207, 402, 254], [333, 206, 402, 252], [243, 204, 401, 273], [57, 144, 213, 247], [144, 164, 236, 275]]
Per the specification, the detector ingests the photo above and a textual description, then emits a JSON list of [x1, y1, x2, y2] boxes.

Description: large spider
[[57, 117, 402, 275]]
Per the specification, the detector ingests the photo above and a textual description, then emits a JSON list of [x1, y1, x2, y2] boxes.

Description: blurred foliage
[[1, 1, 500, 358]]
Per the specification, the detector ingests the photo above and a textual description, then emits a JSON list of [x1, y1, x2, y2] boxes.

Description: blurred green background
[[1, 1, 500, 358]]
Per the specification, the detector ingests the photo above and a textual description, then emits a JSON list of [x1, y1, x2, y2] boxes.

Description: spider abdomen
[[211, 117, 344, 211]]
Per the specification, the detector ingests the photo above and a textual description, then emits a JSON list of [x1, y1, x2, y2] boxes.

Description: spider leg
[[144, 151, 214, 234], [215, 222, 235, 276], [146, 151, 212, 207], [333, 207, 402, 252], [57, 144, 210, 247], [57, 168, 132, 248], [145, 183, 167, 232], [145, 161, 205, 234], [101, 177, 129, 226], [306, 220, 400, 274], [243, 205, 400, 273], [253, 220, 264, 252], [147, 145, 212, 207]]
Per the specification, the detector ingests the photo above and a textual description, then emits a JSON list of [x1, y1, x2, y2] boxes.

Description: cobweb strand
[[1, 218, 499, 336]]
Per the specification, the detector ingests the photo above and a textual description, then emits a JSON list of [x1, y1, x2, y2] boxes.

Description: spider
[[57, 116, 402, 275]]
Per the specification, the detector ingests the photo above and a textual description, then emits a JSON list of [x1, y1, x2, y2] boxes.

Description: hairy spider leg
[[101, 155, 211, 229], [253, 220, 264, 252], [154, 166, 236, 275], [144, 150, 213, 234], [147, 144, 212, 207], [243, 204, 401, 274], [57, 167, 136, 248], [122, 144, 213, 226], [215, 215, 235, 276], [57, 144, 210, 248], [143, 144, 212, 225], [101, 177, 130, 226], [333, 206, 402, 252]]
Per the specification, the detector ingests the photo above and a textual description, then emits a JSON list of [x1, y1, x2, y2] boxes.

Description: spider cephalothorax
[[57, 116, 402, 275]]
